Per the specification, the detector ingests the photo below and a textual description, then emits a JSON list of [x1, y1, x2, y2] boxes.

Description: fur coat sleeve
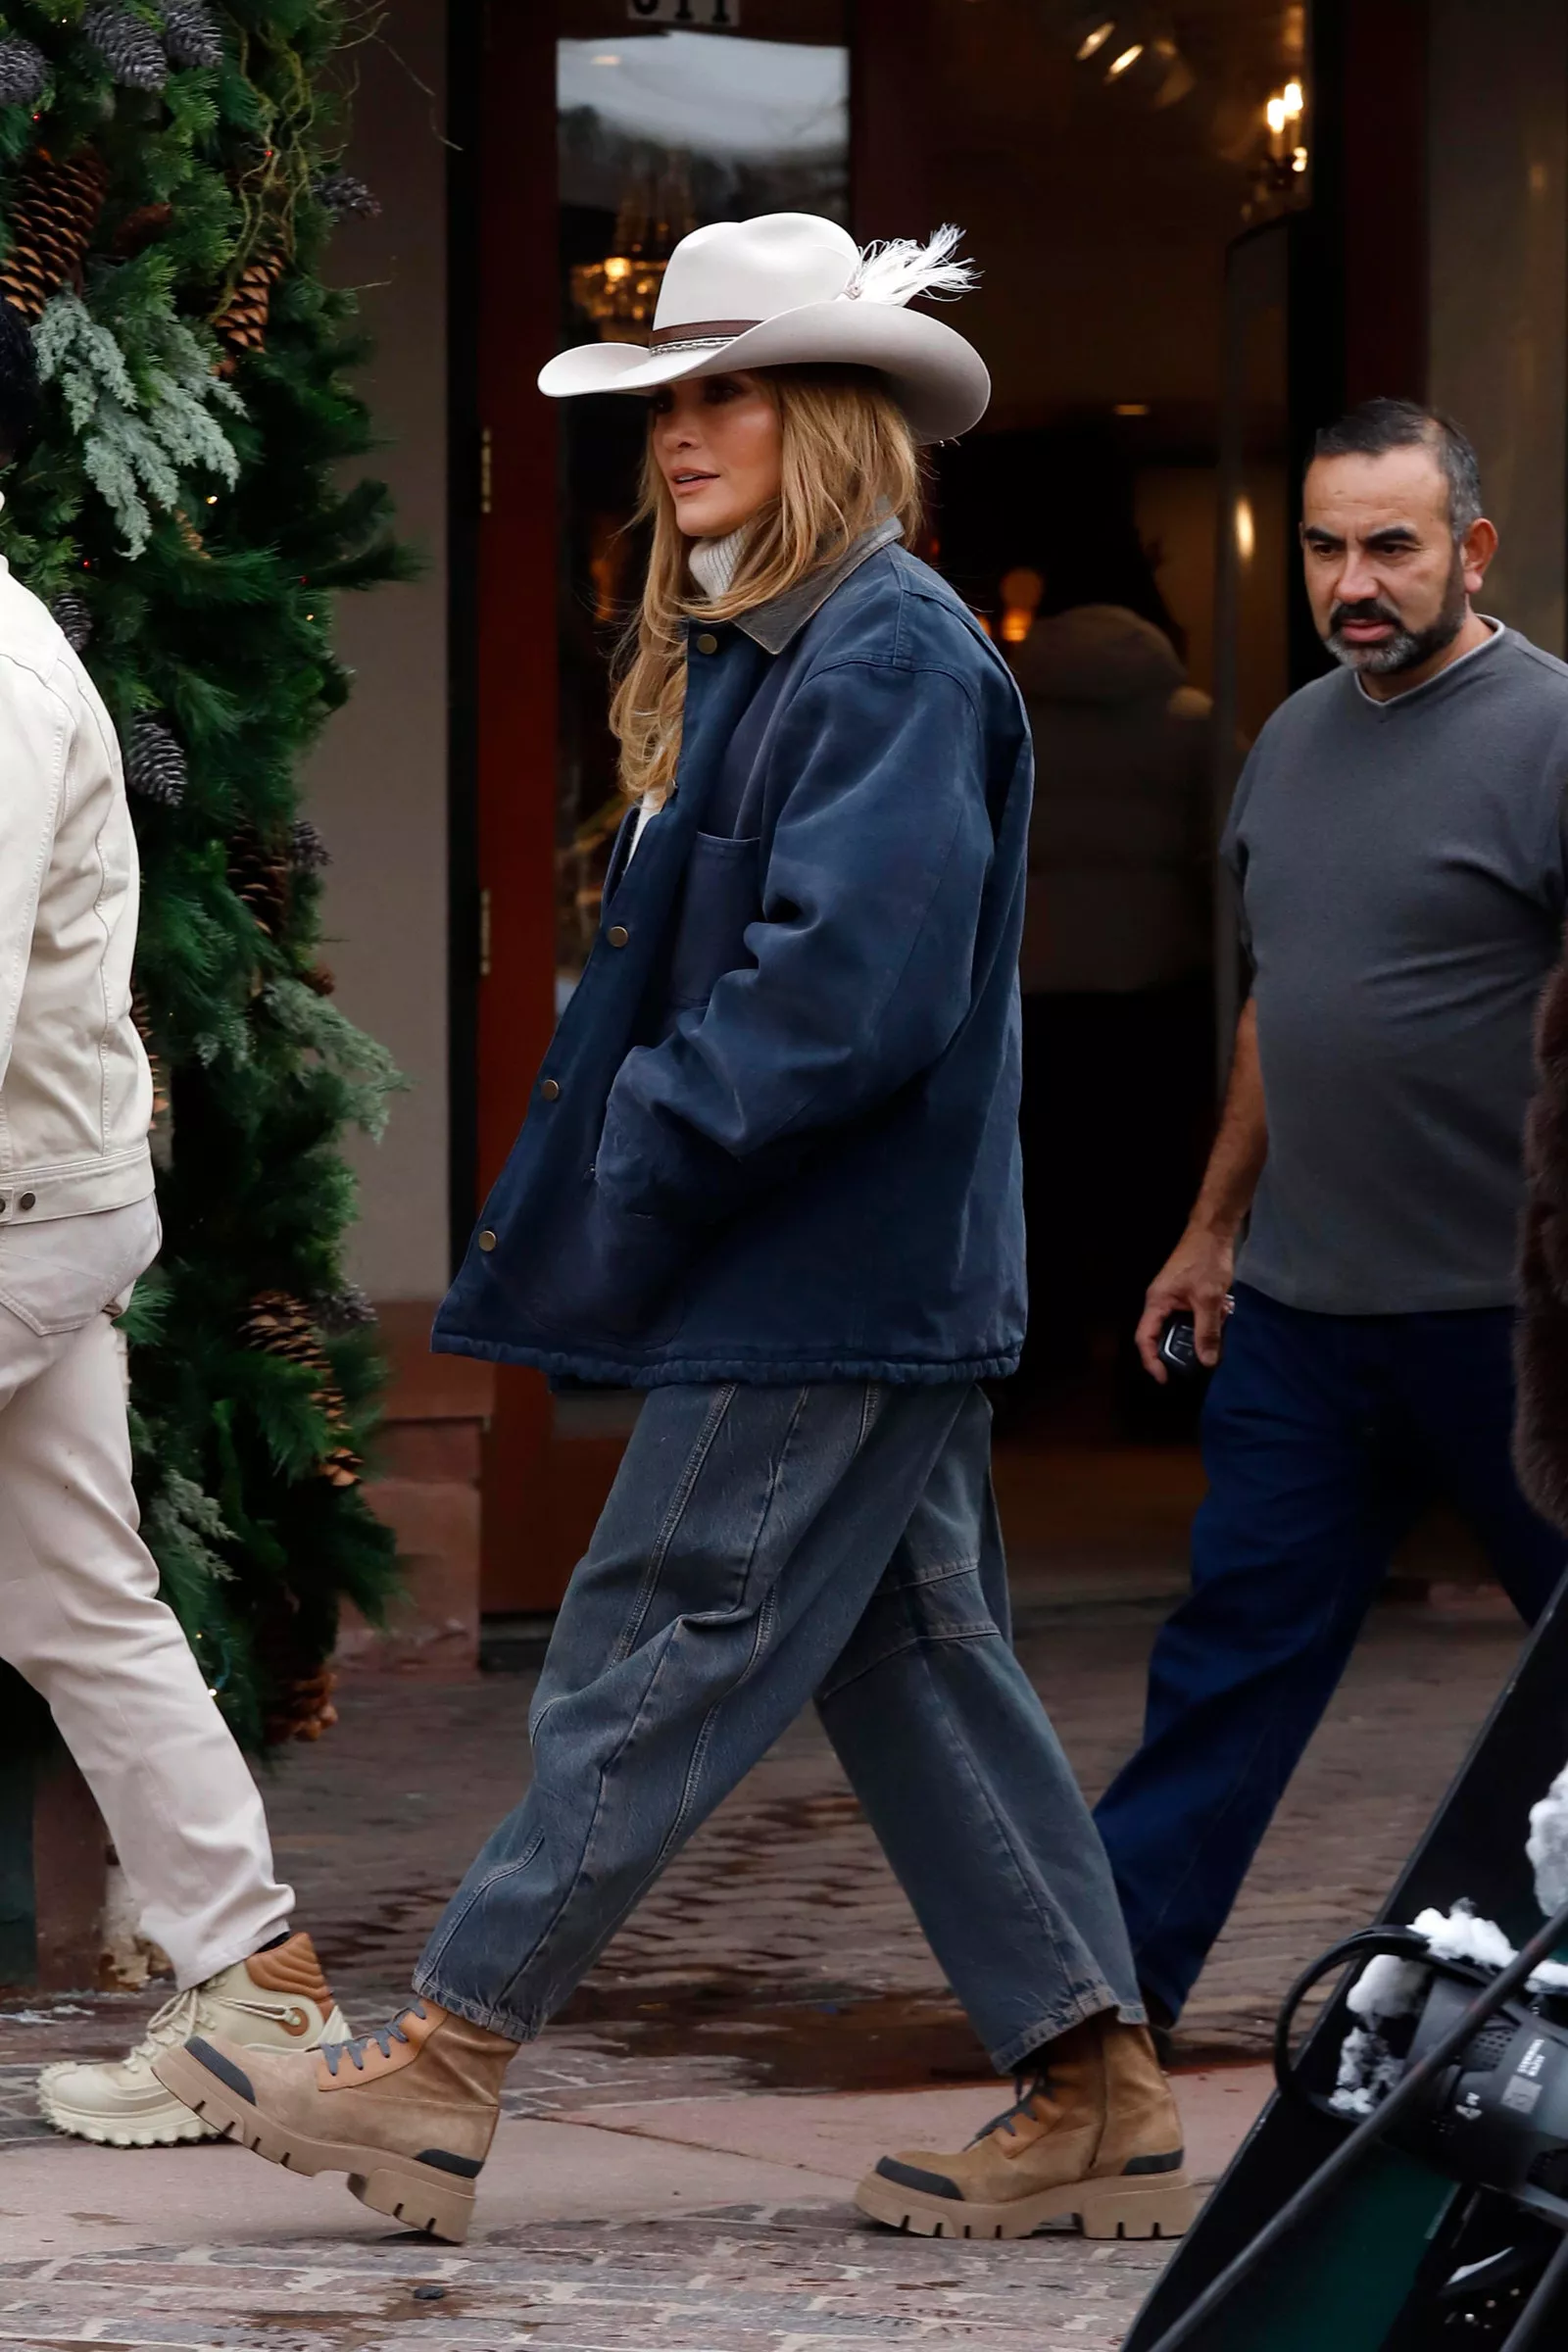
[[1514, 947, 1568, 1530]]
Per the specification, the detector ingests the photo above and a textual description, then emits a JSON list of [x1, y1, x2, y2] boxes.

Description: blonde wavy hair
[[609, 366, 923, 808]]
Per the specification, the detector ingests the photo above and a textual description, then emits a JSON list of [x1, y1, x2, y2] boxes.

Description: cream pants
[[0, 1198, 292, 1985]]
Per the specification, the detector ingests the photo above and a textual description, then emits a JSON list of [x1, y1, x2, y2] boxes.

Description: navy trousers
[[1094, 1283, 1568, 2023]]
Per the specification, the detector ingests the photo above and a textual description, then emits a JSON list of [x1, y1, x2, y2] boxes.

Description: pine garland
[[34, 289, 244, 557], [0, 1, 413, 1749]]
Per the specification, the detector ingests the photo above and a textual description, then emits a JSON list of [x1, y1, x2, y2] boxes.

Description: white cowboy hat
[[539, 212, 991, 444]]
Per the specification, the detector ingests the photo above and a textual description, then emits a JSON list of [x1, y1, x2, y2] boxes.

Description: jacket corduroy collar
[[729, 514, 905, 656]]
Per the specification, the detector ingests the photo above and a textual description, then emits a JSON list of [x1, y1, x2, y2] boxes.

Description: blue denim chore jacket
[[434, 525, 1033, 1387]]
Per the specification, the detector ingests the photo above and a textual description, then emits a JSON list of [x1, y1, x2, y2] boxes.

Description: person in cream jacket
[[0, 301, 348, 2144]]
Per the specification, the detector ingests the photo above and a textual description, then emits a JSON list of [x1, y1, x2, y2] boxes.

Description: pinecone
[[264, 1665, 339, 1745], [113, 200, 173, 259], [315, 1284, 376, 1334], [0, 37, 49, 108], [227, 821, 290, 934], [314, 170, 380, 221], [125, 716, 186, 808], [163, 0, 223, 71], [212, 248, 284, 371], [0, 146, 111, 322], [172, 504, 208, 558], [50, 591, 92, 652], [303, 962, 336, 997], [289, 818, 330, 872], [241, 1291, 363, 1489], [84, 3, 169, 91]]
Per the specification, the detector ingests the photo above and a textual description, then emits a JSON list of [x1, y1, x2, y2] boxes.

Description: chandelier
[[571, 161, 696, 345]]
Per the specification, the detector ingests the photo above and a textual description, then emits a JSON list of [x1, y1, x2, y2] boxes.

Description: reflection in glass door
[[1212, 220, 1290, 1074]]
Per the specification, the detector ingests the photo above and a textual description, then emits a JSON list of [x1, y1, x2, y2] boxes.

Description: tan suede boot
[[855, 2014, 1197, 2241], [152, 1997, 516, 2243]]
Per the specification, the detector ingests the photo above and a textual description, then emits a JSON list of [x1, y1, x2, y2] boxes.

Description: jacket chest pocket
[[667, 832, 762, 1009]]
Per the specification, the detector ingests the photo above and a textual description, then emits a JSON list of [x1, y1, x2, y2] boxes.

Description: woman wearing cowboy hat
[[155, 212, 1193, 2248]]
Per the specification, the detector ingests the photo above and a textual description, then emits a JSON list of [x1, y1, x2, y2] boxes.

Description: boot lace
[[122, 1982, 206, 2069], [320, 1998, 428, 2078], [973, 2067, 1053, 2145]]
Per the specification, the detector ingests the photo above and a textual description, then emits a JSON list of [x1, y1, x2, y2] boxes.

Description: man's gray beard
[[1325, 554, 1469, 676], [1326, 620, 1435, 674]]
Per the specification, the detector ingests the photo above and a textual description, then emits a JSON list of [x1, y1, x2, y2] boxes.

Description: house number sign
[[626, 0, 741, 24]]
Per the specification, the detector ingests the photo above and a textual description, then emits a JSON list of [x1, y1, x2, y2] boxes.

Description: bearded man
[[1094, 399, 1568, 2043]]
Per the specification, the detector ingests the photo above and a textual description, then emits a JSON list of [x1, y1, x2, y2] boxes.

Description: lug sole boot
[[37, 1931, 349, 2150], [855, 2013, 1198, 2242], [153, 1996, 515, 2244]]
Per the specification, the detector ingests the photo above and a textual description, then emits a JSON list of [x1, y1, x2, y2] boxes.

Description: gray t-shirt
[[1223, 624, 1568, 1314]]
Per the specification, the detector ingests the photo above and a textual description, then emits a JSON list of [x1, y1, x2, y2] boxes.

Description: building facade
[[317, 0, 1568, 1635]]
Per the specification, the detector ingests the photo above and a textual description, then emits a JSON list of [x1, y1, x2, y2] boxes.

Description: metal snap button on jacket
[[478, 1229, 497, 1252], [540, 1078, 561, 1101], [695, 631, 719, 655], [18, 1194, 34, 1211], [607, 924, 629, 948]]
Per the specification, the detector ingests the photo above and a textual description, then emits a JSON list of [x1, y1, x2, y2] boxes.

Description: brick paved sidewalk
[[0, 1591, 1530, 2346], [0, 2206, 1170, 2350]]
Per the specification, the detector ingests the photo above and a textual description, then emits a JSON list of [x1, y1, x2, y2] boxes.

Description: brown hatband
[[648, 318, 760, 349]]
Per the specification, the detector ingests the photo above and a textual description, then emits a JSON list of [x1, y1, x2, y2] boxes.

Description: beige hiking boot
[[855, 2013, 1198, 2241], [37, 1931, 349, 2149], [152, 1995, 516, 2243]]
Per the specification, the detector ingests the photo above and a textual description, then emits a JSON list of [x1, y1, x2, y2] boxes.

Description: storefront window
[[555, 4, 849, 993]]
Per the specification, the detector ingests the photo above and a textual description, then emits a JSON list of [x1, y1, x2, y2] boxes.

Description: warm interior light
[[1106, 42, 1145, 77], [1293, 145, 1309, 173], [1266, 95, 1287, 135], [1075, 19, 1115, 60], [1113, 402, 1151, 416], [998, 565, 1045, 644], [1235, 496, 1256, 564], [602, 255, 632, 283], [1282, 78, 1304, 118]]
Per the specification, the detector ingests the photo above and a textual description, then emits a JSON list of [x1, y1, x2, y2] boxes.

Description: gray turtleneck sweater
[[624, 529, 751, 866]]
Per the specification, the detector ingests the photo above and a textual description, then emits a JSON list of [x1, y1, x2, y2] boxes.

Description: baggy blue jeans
[[416, 1380, 1142, 2072], [1095, 1284, 1568, 2025]]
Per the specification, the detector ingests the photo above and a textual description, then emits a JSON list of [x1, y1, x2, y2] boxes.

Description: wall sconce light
[[1061, 6, 1191, 106], [1234, 496, 1256, 565], [1251, 76, 1310, 214], [1066, 8, 1119, 60], [1264, 79, 1306, 156]]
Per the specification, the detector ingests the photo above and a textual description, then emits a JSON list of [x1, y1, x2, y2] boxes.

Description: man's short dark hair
[[1309, 398, 1483, 539], [0, 299, 41, 465]]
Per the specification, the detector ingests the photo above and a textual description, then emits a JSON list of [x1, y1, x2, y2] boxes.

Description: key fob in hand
[[1158, 1312, 1205, 1380]]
